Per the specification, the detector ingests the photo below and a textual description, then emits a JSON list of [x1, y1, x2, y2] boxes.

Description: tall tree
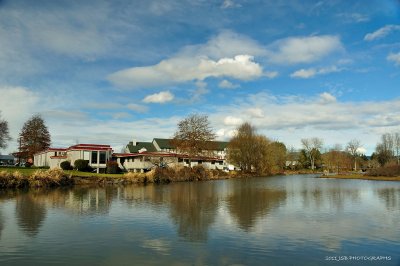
[[19, 115, 51, 159], [375, 133, 395, 166], [301, 137, 323, 170], [227, 122, 259, 172], [228, 122, 284, 175], [346, 139, 361, 171], [393, 133, 400, 165], [172, 114, 216, 162], [0, 112, 11, 151]]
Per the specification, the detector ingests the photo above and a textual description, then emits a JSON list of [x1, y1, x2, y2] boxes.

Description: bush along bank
[[0, 169, 74, 189], [0, 166, 233, 189]]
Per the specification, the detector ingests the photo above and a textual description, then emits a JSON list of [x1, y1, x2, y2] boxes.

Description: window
[[99, 151, 106, 164], [83, 151, 90, 160], [198, 160, 202, 164], [219, 161, 223, 165], [211, 161, 215, 165], [91, 151, 98, 164]]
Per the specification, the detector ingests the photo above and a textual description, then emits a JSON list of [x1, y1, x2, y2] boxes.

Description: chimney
[[132, 139, 137, 146]]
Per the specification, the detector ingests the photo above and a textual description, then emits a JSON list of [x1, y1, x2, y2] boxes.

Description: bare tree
[[19, 115, 51, 160], [346, 139, 361, 171], [301, 137, 323, 170], [172, 114, 216, 164], [0, 112, 11, 151], [394, 133, 400, 164], [227, 122, 258, 172]]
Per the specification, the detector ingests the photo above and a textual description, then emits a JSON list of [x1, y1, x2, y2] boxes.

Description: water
[[0, 175, 399, 265]]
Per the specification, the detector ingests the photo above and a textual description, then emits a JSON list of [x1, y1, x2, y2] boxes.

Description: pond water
[[0, 175, 399, 265]]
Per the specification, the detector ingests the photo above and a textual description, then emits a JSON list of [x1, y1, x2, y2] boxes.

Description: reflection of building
[[34, 144, 113, 173], [114, 138, 230, 173]]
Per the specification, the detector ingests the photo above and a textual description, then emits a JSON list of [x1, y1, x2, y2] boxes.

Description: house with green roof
[[116, 138, 231, 173]]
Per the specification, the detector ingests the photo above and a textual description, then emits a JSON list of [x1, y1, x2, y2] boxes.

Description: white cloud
[[221, 0, 242, 9], [319, 92, 337, 104], [126, 103, 149, 113], [364, 25, 400, 41], [143, 91, 174, 104], [219, 80, 240, 89], [109, 54, 263, 88], [290, 66, 342, 79], [290, 68, 316, 78], [387, 52, 400, 66], [336, 13, 369, 23], [112, 112, 131, 120], [267, 35, 343, 64], [264, 71, 279, 78], [246, 108, 264, 118], [224, 116, 243, 126]]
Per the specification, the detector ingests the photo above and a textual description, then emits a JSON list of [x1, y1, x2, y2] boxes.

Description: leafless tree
[[346, 139, 361, 171], [394, 133, 400, 164], [0, 112, 11, 150], [172, 114, 216, 164], [301, 137, 323, 170], [19, 115, 51, 160]]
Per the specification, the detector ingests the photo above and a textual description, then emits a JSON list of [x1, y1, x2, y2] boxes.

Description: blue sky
[[0, 0, 399, 155]]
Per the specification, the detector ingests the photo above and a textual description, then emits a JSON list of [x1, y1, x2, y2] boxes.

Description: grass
[[0, 167, 37, 176]]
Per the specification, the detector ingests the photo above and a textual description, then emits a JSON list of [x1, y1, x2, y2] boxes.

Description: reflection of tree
[[377, 188, 400, 211], [0, 210, 3, 239], [227, 182, 286, 231], [15, 193, 47, 237], [169, 182, 218, 242]]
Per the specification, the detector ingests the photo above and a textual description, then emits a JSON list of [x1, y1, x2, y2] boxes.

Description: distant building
[[34, 144, 113, 173], [33, 138, 234, 173], [114, 138, 230, 173], [0, 154, 15, 165]]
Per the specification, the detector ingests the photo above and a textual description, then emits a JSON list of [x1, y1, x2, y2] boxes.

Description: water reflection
[[168, 182, 218, 241], [377, 188, 400, 211], [227, 180, 286, 231], [15, 192, 47, 237], [0, 176, 399, 265], [66, 187, 113, 215]]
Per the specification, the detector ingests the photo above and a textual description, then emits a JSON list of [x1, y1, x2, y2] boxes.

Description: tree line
[[1, 111, 400, 173]]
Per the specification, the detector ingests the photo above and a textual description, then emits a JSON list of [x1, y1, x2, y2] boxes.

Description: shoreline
[[318, 173, 400, 182]]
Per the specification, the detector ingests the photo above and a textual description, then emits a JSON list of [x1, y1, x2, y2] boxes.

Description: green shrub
[[60, 161, 72, 170], [74, 159, 90, 172], [106, 161, 120, 174]]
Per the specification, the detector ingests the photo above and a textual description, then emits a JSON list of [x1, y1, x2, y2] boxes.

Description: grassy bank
[[319, 173, 400, 181], [0, 166, 233, 189]]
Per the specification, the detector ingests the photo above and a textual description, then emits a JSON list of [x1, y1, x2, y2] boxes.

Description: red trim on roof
[[68, 147, 113, 151]]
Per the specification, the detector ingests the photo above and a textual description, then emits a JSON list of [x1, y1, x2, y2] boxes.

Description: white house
[[115, 138, 230, 172], [34, 144, 113, 173]]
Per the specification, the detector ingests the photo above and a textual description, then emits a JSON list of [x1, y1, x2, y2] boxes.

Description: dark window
[[91, 151, 98, 164], [219, 161, 223, 165], [211, 161, 215, 165], [178, 158, 183, 162], [198, 160, 202, 164], [99, 151, 106, 164]]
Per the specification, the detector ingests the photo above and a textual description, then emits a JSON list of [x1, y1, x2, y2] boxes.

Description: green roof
[[214, 141, 228, 150], [126, 142, 157, 153], [153, 138, 175, 149], [153, 138, 228, 151]]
